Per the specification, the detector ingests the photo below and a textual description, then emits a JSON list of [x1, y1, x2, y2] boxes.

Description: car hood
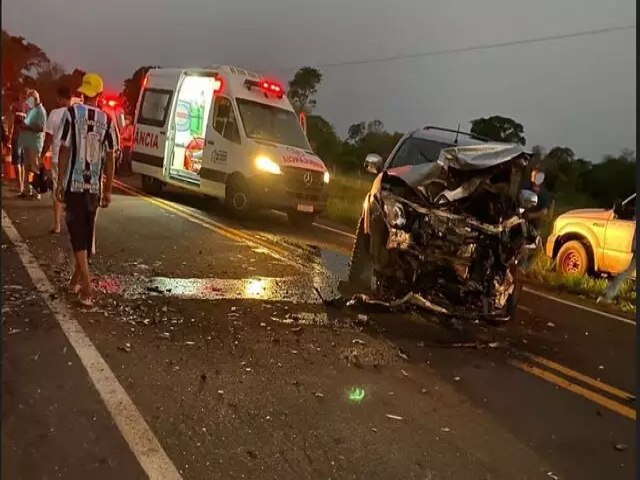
[[558, 208, 612, 221], [387, 143, 529, 189], [385, 143, 530, 205]]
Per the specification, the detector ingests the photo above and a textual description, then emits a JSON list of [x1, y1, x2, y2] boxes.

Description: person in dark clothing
[[523, 168, 550, 231]]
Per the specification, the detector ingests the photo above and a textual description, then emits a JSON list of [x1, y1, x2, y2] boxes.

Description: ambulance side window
[[138, 89, 173, 127], [212, 96, 241, 144]]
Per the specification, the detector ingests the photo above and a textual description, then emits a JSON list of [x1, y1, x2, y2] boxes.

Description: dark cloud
[[4, 0, 635, 159]]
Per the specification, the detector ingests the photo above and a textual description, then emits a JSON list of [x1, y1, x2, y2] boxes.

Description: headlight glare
[[255, 155, 282, 175]]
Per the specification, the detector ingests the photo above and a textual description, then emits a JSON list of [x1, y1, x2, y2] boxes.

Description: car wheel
[[556, 240, 589, 276], [347, 217, 375, 291], [141, 175, 163, 195], [287, 211, 316, 228], [225, 176, 252, 217]]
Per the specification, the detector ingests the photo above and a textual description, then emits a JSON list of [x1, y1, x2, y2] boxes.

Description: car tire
[[347, 217, 375, 291], [225, 176, 252, 217], [141, 175, 163, 195], [505, 275, 523, 321], [556, 240, 589, 276], [287, 211, 317, 228]]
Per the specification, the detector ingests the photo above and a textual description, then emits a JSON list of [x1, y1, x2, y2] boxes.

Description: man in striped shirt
[[55, 73, 118, 307]]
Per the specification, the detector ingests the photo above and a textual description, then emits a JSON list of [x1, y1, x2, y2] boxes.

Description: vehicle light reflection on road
[[244, 278, 269, 299]]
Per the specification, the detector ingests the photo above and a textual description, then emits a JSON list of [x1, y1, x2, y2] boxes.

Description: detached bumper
[[248, 168, 329, 214], [545, 234, 558, 258]]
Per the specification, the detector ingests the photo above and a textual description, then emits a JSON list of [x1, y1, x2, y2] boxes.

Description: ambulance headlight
[[255, 155, 282, 175], [323, 171, 330, 184]]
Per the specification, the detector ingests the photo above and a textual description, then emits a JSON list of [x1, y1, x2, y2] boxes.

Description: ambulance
[[131, 66, 330, 226]]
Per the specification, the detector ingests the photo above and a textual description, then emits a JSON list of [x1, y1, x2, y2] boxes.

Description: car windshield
[[389, 137, 453, 168], [236, 98, 310, 150]]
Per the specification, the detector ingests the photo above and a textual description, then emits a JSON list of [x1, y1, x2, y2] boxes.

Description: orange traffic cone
[[2, 149, 16, 180]]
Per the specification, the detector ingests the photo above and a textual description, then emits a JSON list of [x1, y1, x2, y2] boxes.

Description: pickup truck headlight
[[255, 155, 282, 175], [323, 171, 330, 184]]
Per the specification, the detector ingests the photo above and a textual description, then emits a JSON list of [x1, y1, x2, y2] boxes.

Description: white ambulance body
[[132, 66, 329, 226]]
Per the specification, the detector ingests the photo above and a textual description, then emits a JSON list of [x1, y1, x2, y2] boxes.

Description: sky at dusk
[[3, 0, 636, 160]]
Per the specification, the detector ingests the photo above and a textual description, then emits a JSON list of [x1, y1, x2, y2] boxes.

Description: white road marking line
[[272, 210, 357, 238], [523, 287, 635, 326], [1, 210, 183, 480], [517, 305, 534, 314]]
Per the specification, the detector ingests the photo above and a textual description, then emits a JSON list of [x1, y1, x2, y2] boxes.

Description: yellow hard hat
[[78, 72, 104, 98]]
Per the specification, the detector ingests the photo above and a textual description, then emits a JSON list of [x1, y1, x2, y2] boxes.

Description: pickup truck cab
[[546, 193, 636, 276]]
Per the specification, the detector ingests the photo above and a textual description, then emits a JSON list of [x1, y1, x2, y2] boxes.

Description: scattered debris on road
[[614, 443, 628, 452], [118, 343, 132, 353], [546, 322, 556, 328], [440, 427, 451, 433], [385, 414, 404, 421], [159, 332, 171, 340]]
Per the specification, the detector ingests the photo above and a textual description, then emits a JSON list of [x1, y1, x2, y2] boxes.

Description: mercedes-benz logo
[[303, 172, 313, 186]]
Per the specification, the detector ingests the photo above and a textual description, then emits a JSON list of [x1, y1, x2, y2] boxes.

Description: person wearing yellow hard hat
[[55, 73, 119, 307]]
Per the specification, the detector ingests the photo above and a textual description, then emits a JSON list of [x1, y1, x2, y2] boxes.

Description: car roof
[[409, 128, 489, 147]]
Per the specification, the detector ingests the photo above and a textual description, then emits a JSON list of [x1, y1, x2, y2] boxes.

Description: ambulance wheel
[[226, 176, 252, 217], [141, 175, 163, 195], [287, 211, 317, 228]]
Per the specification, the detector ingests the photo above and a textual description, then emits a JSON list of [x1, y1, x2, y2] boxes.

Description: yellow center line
[[510, 359, 636, 421], [523, 353, 635, 402], [113, 180, 301, 267]]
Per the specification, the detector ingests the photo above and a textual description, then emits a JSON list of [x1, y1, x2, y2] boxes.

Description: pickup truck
[[546, 194, 636, 276]]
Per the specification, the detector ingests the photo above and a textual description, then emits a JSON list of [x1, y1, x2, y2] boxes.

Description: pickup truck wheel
[[556, 240, 589, 276], [287, 211, 317, 228], [141, 175, 163, 195], [348, 217, 375, 291], [225, 177, 252, 217]]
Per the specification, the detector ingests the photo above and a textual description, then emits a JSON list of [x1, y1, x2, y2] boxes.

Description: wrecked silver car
[[348, 131, 539, 322]]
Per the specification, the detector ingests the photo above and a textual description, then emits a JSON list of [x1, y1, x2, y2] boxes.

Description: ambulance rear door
[[132, 69, 182, 179]]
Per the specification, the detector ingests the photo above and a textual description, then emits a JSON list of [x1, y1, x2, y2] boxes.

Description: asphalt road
[[1, 174, 636, 480]]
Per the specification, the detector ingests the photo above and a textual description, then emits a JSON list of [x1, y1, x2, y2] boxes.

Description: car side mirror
[[519, 189, 538, 209], [364, 153, 383, 174]]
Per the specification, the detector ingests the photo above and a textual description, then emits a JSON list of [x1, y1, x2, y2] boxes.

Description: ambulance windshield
[[236, 99, 310, 150]]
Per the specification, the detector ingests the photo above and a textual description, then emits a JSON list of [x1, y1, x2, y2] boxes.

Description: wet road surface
[[1, 175, 635, 480]]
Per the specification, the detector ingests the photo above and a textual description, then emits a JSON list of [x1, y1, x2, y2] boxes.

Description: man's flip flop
[[49, 228, 61, 235], [78, 296, 93, 308]]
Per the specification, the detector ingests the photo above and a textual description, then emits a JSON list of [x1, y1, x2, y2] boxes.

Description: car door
[[603, 194, 636, 274], [200, 95, 242, 197]]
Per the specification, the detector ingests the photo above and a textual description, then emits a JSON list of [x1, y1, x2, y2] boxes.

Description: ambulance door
[[201, 95, 243, 197], [132, 73, 180, 180]]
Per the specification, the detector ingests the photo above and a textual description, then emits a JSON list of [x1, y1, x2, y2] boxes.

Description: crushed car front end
[[351, 144, 538, 321]]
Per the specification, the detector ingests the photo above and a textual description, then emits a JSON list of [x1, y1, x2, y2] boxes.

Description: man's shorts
[[23, 148, 40, 173], [11, 139, 23, 166], [64, 191, 100, 257]]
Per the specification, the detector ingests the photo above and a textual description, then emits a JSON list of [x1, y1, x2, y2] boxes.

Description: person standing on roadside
[[41, 86, 73, 234], [18, 89, 47, 199], [55, 73, 118, 307], [523, 168, 550, 232], [8, 90, 28, 194], [119, 115, 134, 176]]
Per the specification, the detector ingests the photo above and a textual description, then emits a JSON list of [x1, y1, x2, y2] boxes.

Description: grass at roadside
[[323, 174, 372, 230], [525, 252, 636, 313]]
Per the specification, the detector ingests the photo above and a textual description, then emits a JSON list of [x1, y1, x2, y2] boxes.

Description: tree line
[[3, 30, 633, 210]]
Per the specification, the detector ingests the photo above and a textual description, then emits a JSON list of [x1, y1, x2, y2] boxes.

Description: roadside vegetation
[[525, 252, 636, 314]]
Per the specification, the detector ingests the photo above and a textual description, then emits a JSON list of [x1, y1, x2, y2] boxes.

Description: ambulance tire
[[287, 211, 317, 228], [225, 176, 253, 217], [141, 175, 163, 196]]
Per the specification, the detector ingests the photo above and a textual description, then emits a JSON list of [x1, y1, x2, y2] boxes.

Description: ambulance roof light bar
[[244, 79, 284, 99]]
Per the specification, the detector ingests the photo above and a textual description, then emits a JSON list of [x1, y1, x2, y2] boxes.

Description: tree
[[306, 115, 342, 169], [366, 119, 385, 135], [287, 67, 322, 114], [582, 151, 636, 206], [121, 65, 156, 115], [469, 115, 526, 145], [347, 122, 366, 143], [2, 30, 51, 107]]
